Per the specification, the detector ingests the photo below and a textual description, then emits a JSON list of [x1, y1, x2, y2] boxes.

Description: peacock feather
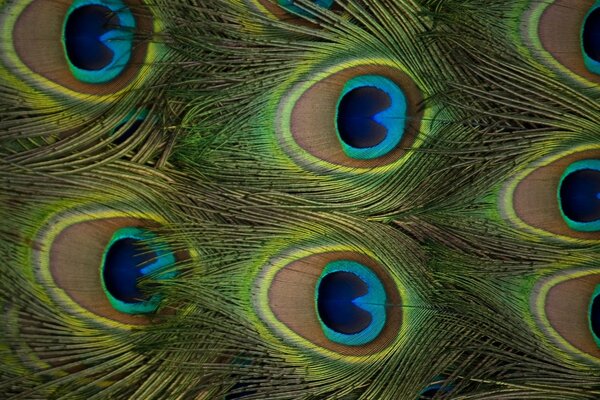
[[1, 0, 600, 399]]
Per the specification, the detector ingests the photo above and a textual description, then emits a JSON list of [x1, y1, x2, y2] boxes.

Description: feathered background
[[1, 0, 599, 398]]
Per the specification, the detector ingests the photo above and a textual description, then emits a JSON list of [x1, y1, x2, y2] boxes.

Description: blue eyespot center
[[317, 271, 372, 334], [335, 75, 407, 160], [337, 87, 391, 149], [560, 169, 600, 222], [103, 238, 153, 303], [582, 3, 600, 74], [589, 285, 600, 347], [63, 0, 135, 84], [315, 260, 387, 346], [101, 227, 175, 315], [65, 6, 117, 71], [558, 160, 600, 231]]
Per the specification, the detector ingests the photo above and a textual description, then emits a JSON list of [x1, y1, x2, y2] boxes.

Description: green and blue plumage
[[2, 0, 600, 399]]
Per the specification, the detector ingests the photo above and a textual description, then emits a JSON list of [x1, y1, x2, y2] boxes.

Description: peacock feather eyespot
[[517, 0, 600, 87], [315, 260, 387, 345], [35, 208, 177, 326], [3, 0, 155, 97], [277, 61, 423, 171], [62, 0, 135, 84], [558, 160, 600, 232], [531, 268, 600, 363], [582, 1, 600, 75], [254, 249, 403, 357], [277, 0, 333, 17], [100, 227, 176, 315], [502, 147, 600, 241], [335, 75, 407, 160]]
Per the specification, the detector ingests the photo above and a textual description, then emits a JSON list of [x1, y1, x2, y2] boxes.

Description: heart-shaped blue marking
[[101, 227, 176, 315], [582, 1, 600, 75], [335, 75, 407, 160], [63, 0, 135, 84], [558, 159, 600, 231], [316, 260, 387, 346]]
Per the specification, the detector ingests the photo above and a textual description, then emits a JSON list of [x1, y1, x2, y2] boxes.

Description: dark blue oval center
[[559, 168, 600, 223], [64, 5, 118, 71], [591, 292, 600, 340], [102, 238, 154, 303], [317, 271, 372, 334], [337, 87, 391, 149], [583, 7, 600, 63]]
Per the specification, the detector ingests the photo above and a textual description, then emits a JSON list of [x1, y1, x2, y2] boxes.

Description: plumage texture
[[1, 0, 600, 399]]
